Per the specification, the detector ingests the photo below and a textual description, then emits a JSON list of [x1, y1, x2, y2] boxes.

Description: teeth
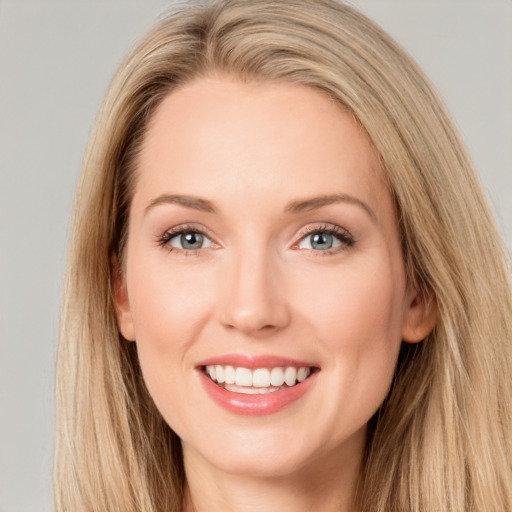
[[253, 368, 270, 387], [284, 367, 297, 386], [204, 365, 312, 389], [207, 365, 217, 381], [224, 365, 235, 385], [224, 383, 281, 395], [270, 367, 285, 386], [297, 367, 309, 382], [235, 367, 252, 387]]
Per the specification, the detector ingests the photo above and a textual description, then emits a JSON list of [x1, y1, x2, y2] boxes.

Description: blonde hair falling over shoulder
[[55, 1, 512, 511]]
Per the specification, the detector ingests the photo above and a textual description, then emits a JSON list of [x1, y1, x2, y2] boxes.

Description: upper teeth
[[205, 365, 311, 388]]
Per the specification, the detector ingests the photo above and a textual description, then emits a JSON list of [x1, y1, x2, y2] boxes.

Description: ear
[[111, 255, 136, 342], [401, 284, 437, 344]]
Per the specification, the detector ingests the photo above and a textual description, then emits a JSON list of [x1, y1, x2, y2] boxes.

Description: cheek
[[297, 258, 404, 347], [124, 255, 214, 405], [127, 248, 214, 338], [292, 256, 405, 421]]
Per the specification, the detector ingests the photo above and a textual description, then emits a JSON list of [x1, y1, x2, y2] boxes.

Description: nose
[[218, 246, 291, 336]]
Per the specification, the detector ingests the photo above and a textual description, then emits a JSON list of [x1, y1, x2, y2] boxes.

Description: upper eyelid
[[299, 223, 345, 233], [161, 223, 212, 238], [296, 223, 353, 239]]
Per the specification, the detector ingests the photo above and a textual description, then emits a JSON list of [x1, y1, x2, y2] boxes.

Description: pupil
[[311, 233, 332, 250], [181, 232, 203, 249]]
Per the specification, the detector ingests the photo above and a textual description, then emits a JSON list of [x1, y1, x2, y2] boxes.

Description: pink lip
[[196, 354, 319, 416]]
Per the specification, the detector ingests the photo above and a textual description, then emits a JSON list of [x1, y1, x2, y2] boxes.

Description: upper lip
[[196, 354, 319, 369]]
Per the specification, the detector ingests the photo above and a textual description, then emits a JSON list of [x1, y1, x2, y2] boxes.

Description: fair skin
[[115, 77, 435, 512]]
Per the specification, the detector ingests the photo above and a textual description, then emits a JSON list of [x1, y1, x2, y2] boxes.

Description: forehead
[[134, 77, 390, 219]]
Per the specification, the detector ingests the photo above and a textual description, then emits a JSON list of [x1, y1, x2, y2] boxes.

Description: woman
[[54, 0, 512, 510]]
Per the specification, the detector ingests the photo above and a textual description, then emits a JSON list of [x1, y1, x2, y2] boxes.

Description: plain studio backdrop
[[0, 1, 510, 510]]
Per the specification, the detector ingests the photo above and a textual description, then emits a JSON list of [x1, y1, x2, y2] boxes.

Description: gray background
[[0, 1, 511, 510]]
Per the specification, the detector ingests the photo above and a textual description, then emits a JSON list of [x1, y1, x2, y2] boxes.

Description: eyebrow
[[285, 194, 377, 222], [145, 192, 376, 222], [145, 194, 217, 214]]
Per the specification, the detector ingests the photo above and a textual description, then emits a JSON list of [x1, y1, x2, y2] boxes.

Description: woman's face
[[115, 77, 430, 479]]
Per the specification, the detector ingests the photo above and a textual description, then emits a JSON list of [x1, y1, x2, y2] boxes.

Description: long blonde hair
[[55, 1, 512, 510]]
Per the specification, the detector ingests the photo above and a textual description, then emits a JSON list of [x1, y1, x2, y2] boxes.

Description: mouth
[[197, 355, 319, 415], [202, 364, 316, 395]]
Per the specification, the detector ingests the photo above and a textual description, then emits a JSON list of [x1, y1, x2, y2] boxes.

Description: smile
[[197, 355, 319, 415], [204, 365, 312, 394]]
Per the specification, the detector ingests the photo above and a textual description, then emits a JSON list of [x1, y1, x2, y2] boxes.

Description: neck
[[182, 434, 364, 512]]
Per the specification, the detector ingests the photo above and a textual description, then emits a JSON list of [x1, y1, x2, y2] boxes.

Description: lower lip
[[198, 369, 317, 416]]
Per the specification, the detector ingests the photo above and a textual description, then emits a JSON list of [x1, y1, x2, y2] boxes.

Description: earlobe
[[111, 255, 136, 342], [401, 285, 437, 344]]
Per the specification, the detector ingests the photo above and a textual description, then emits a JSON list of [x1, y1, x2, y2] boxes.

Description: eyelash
[[295, 224, 355, 255], [156, 223, 355, 255], [156, 224, 214, 255]]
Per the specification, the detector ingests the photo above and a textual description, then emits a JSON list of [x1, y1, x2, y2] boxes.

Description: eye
[[299, 232, 340, 251], [296, 226, 354, 252], [158, 227, 215, 252], [170, 231, 210, 250]]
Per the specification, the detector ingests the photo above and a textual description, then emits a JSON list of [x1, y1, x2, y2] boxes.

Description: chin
[[201, 444, 315, 479], [181, 419, 366, 481]]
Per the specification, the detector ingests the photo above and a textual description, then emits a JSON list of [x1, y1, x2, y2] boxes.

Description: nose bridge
[[219, 238, 290, 335]]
